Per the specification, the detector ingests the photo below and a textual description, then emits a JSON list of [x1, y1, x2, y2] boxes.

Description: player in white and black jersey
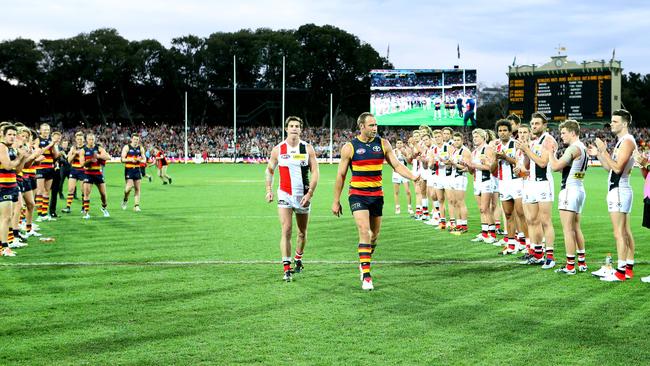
[[494, 119, 525, 255], [265, 116, 320, 281], [589, 109, 637, 282], [449, 132, 471, 234], [391, 139, 413, 215], [546, 120, 589, 275], [441, 127, 456, 230], [516, 112, 557, 268], [466, 129, 496, 244], [424, 130, 441, 225]]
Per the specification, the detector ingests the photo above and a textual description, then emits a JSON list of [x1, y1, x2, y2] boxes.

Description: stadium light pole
[[282, 55, 285, 141], [184, 91, 188, 164], [329, 93, 333, 164], [233, 55, 237, 163]]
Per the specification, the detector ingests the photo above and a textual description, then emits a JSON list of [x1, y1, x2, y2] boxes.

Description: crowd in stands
[[371, 72, 471, 88], [39, 121, 650, 161]]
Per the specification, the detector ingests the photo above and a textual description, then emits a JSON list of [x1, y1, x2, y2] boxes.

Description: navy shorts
[[36, 168, 56, 180], [125, 168, 142, 181], [70, 168, 85, 181], [140, 166, 147, 176], [0, 187, 19, 203], [83, 174, 105, 185], [349, 195, 384, 217]]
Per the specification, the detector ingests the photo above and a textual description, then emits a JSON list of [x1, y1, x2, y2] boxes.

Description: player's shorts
[[392, 172, 407, 184], [125, 167, 142, 181], [140, 166, 147, 176], [349, 194, 383, 217], [642, 197, 650, 229], [0, 187, 19, 203], [558, 187, 586, 213], [473, 179, 494, 196], [607, 187, 633, 214], [426, 171, 436, 187], [523, 180, 554, 204], [432, 174, 445, 190], [83, 174, 105, 185], [450, 175, 467, 191], [499, 178, 523, 201], [36, 168, 56, 180], [69, 168, 85, 180], [491, 176, 499, 193], [442, 174, 453, 190], [435, 106, 441, 110], [277, 189, 311, 214]]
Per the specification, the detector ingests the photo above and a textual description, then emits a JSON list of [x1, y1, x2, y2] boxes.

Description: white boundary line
[[1, 259, 648, 268]]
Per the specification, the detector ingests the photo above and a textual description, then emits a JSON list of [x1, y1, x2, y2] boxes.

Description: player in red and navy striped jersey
[[265, 116, 320, 282], [332, 112, 421, 291]]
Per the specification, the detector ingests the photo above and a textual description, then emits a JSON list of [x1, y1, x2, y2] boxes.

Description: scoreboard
[[508, 70, 612, 121]]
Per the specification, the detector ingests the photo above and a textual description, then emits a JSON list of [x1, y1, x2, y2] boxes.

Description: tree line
[[0, 25, 391, 128]]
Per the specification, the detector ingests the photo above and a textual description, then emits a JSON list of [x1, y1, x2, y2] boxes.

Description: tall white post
[[282, 55, 286, 140], [329, 93, 333, 164], [184, 91, 188, 164], [233, 55, 237, 163]]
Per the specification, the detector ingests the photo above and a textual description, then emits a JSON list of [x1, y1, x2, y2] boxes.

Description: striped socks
[[358, 243, 372, 279]]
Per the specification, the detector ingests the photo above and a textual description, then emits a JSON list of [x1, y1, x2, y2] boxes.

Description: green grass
[[2, 163, 650, 365], [376, 107, 470, 127]]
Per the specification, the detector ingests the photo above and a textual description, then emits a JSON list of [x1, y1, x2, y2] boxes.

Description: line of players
[[0, 122, 172, 257], [394, 110, 639, 281]]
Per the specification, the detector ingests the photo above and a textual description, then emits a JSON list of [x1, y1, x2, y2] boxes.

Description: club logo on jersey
[[372, 146, 381, 152], [356, 148, 366, 155]]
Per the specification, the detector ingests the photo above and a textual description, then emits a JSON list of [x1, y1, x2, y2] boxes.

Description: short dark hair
[[518, 123, 531, 132], [506, 114, 521, 125], [357, 112, 374, 128], [531, 112, 548, 123], [495, 119, 512, 132], [559, 119, 580, 135], [612, 109, 632, 124], [284, 116, 303, 128], [1, 123, 17, 136]]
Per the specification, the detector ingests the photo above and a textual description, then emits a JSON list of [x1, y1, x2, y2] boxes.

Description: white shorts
[[434, 174, 448, 190], [450, 175, 467, 191], [392, 172, 407, 184], [499, 178, 523, 201], [491, 176, 499, 193], [558, 187, 586, 213], [442, 174, 453, 190], [277, 189, 310, 214], [523, 180, 554, 204], [607, 187, 633, 213], [473, 179, 494, 196]]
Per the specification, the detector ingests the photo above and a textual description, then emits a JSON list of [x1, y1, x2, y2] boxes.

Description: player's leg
[[393, 182, 401, 214], [133, 179, 142, 211], [278, 207, 294, 281], [123, 178, 134, 209], [63, 177, 77, 213], [403, 181, 413, 214], [524, 202, 543, 262], [294, 212, 309, 273], [98, 183, 109, 217], [42, 178, 53, 219], [82, 182, 91, 218], [557, 210, 577, 274], [622, 213, 635, 279], [0, 201, 15, 256], [539, 201, 556, 269], [35, 178, 45, 220], [353, 209, 374, 288], [162, 165, 171, 184], [500, 199, 516, 254], [435, 188, 446, 227], [9, 192, 24, 248], [514, 198, 528, 251], [480, 192, 495, 243]]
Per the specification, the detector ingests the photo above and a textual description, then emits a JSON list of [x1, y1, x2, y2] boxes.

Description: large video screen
[[370, 69, 477, 127], [508, 70, 612, 121]]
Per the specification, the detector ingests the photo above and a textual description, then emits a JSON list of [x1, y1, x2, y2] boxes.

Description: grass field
[[2, 163, 650, 365], [376, 107, 470, 127]]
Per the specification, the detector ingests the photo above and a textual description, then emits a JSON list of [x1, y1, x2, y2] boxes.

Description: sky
[[1, 0, 649, 85]]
